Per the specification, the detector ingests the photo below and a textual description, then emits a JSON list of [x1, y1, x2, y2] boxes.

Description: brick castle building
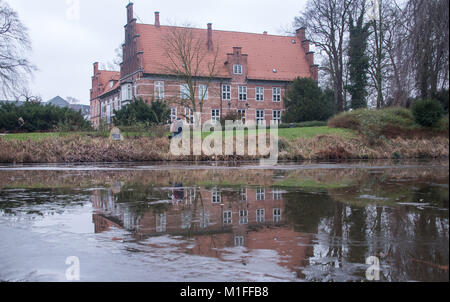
[[90, 3, 318, 128]]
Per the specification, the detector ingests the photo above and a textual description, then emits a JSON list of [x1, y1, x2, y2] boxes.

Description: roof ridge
[[136, 23, 295, 39]]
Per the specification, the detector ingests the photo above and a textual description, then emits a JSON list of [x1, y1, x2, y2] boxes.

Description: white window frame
[[223, 211, 233, 225], [273, 87, 281, 102], [154, 81, 165, 100], [212, 188, 221, 203], [272, 110, 282, 125], [121, 83, 132, 101], [272, 189, 283, 200], [180, 84, 190, 100], [256, 209, 265, 223], [211, 109, 220, 124], [156, 213, 167, 233], [235, 236, 244, 247], [256, 188, 266, 201], [239, 210, 249, 225], [256, 110, 265, 125], [233, 64, 243, 75], [222, 84, 231, 100], [239, 187, 248, 202], [237, 109, 246, 124], [185, 107, 194, 125], [273, 208, 282, 222], [256, 87, 265, 101], [238, 86, 247, 101], [199, 84, 208, 100], [200, 211, 210, 229]]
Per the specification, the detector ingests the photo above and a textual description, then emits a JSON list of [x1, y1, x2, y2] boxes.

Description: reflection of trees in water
[[284, 185, 448, 281], [0, 188, 87, 216]]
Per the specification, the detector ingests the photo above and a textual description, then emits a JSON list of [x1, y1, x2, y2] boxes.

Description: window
[[272, 110, 281, 125], [256, 87, 264, 101], [273, 87, 281, 102], [237, 109, 246, 124], [256, 188, 266, 201], [223, 211, 232, 225], [154, 81, 165, 100], [200, 211, 210, 229], [114, 96, 119, 111], [239, 210, 248, 225], [170, 107, 177, 122], [233, 64, 243, 74], [187, 188, 196, 205], [180, 84, 190, 99], [256, 209, 265, 223], [272, 190, 283, 200], [273, 208, 282, 222], [109, 81, 114, 88], [121, 83, 132, 101], [238, 86, 247, 101], [211, 109, 220, 124], [235, 236, 244, 247], [185, 108, 194, 125], [222, 84, 231, 100], [256, 110, 265, 125], [182, 211, 192, 230], [199, 84, 208, 100], [156, 213, 167, 233], [239, 188, 248, 202], [212, 188, 221, 203]]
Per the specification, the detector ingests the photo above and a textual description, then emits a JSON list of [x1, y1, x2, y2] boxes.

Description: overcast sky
[[9, 0, 307, 105]]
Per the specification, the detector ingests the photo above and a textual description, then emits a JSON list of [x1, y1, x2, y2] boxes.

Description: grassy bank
[[0, 126, 448, 163], [328, 107, 449, 139]]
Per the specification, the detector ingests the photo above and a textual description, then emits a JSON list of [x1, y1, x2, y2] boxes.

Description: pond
[[0, 161, 448, 282]]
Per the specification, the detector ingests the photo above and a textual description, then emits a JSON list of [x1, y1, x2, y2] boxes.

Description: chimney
[[296, 27, 306, 41], [207, 23, 213, 51], [155, 11, 160, 28], [126, 2, 134, 24], [263, 31, 267, 35], [93, 62, 98, 75]]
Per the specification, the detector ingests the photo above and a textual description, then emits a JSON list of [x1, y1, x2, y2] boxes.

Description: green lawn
[[201, 126, 355, 140], [0, 126, 355, 142]]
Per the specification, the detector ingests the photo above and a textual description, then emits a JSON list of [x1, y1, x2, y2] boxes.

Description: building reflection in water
[[90, 182, 314, 278]]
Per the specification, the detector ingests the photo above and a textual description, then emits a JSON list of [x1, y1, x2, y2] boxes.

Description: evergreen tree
[[283, 77, 335, 123], [113, 98, 170, 126], [347, 8, 371, 110]]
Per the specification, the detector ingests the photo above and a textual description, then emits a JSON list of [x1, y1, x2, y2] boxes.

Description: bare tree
[[102, 44, 123, 72], [405, 0, 449, 99], [294, 0, 355, 112], [0, 0, 35, 98], [159, 25, 220, 125], [17, 87, 41, 103], [382, 1, 415, 107]]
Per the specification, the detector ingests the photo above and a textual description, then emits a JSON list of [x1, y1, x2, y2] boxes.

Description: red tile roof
[[135, 24, 313, 82], [97, 70, 120, 98]]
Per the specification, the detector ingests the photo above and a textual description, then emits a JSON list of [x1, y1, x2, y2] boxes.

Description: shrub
[[283, 78, 335, 123], [411, 99, 445, 127], [0, 101, 91, 133], [432, 89, 449, 113], [113, 98, 170, 127], [220, 111, 241, 125]]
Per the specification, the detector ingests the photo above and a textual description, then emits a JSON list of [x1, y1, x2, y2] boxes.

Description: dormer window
[[109, 81, 114, 88], [233, 64, 243, 75]]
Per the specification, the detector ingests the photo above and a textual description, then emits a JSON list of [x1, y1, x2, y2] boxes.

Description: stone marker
[[110, 127, 124, 141]]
